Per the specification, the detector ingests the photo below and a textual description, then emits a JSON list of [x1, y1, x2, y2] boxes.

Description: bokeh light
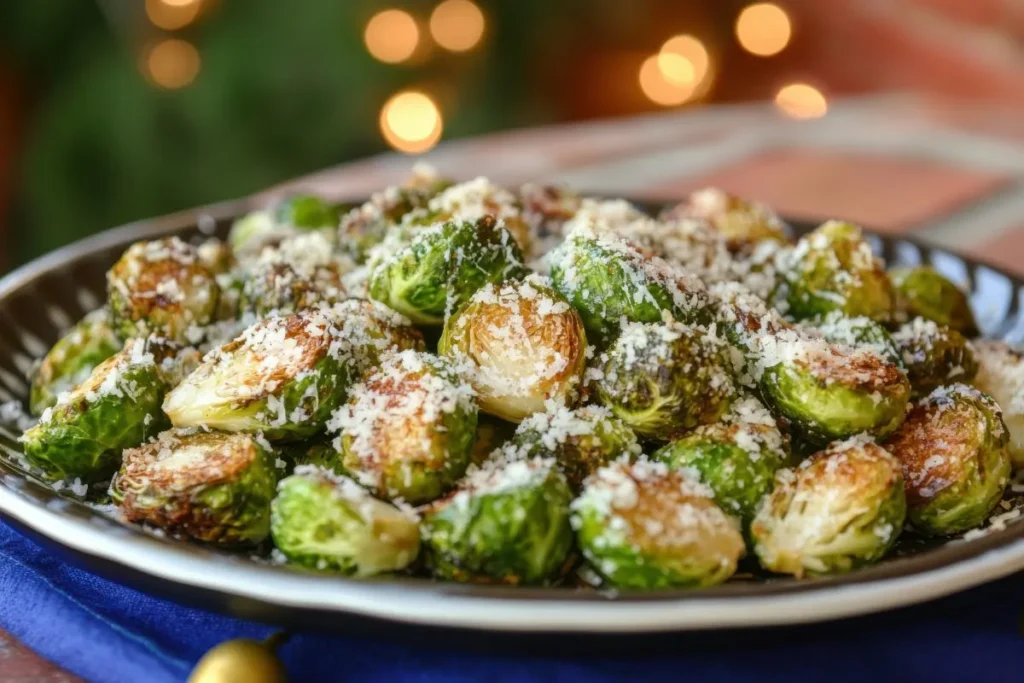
[[364, 9, 420, 64], [430, 0, 485, 52], [380, 91, 443, 153], [657, 52, 695, 86], [736, 3, 792, 57], [143, 39, 201, 89], [775, 83, 827, 119], [145, 0, 201, 31], [639, 56, 695, 107], [659, 35, 711, 97]]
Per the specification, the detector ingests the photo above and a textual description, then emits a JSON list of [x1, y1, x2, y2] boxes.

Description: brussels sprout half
[[112, 428, 279, 545], [591, 320, 737, 441], [164, 305, 421, 441], [972, 340, 1024, 468], [892, 317, 977, 396], [660, 187, 788, 252], [29, 310, 122, 416], [439, 279, 587, 422], [886, 384, 1011, 536], [107, 237, 220, 343], [507, 404, 642, 491], [368, 216, 527, 325], [806, 310, 902, 367], [572, 460, 745, 589], [890, 265, 978, 336], [777, 220, 895, 323], [271, 466, 421, 575], [20, 338, 191, 483], [549, 223, 712, 347], [332, 350, 477, 505], [421, 457, 574, 585], [751, 436, 906, 577]]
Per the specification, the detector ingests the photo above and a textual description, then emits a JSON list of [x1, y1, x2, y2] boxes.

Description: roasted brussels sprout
[[777, 220, 895, 322], [549, 222, 711, 347], [270, 465, 421, 575], [229, 194, 340, 256], [572, 460, 744, 589], [507, 404, 642, 491], [972, 340, 1024, 468], [196, 238, 235, 275], [660, 187, 788, 251], [238, 232, 347, 318], [107, 237, 220, 342], [590, 320, 736, 441], [164, 306, 420, 441], [421, 457, 574, 584], [368, 216, 526, 325], [112, 428, 279, 545], [886, 384, 1011, 536], [756, 328, 911, 445], [332, 350, 477, 505], [438, 279, 587, 422], [751, 436, 906, 577], [806, 310, 902, 367], [892, 317, 977, 396], [411, 177, 533, 256], [890, 265, 978, 336], [652, 396, 788, 534], [29, 310, 122, 416], [20, 338, 191, 483]]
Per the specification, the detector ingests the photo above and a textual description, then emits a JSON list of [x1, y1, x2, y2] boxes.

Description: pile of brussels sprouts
[[14, 167, 1024, 589]]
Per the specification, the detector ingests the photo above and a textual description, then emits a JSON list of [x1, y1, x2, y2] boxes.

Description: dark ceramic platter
[[0, 197, 1022, 638]]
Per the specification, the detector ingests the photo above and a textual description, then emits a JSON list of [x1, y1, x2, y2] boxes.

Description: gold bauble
[[188, 638, 288, 683]]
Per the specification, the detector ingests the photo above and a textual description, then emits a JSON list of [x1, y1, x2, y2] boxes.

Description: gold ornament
[[188, 633, 289, 683]]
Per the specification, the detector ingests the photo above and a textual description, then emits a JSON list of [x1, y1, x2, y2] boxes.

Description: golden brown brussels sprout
[[107, 237, 220, 342], [751, 436, 906, 577], [972, 339, 1024, 468], [805, 310, 902, 367], [660, 187, 788, 251], [776, 220, 895, 323], [886, 384, 1011, 536], [439, 279, 587, 422], [332, 350, 477, 505], [892, 318, 977, 396], [890, 265, 978, 336], [112, 428, 279, 545], [572, 459, 744, 589]]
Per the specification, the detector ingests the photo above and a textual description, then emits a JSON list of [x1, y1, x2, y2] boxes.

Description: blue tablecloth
[[0, 521, 1021, 683]]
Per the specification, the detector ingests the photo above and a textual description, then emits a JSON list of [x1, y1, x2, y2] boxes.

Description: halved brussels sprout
[[107, 237, 220, 342], [164, 306, 420, 441], [885, 384, 1011, 536], [507, 404, 642, 491], [237, 232, 348, 319], [549, 222, 711, 347], [709, 281, 788, 382], [806, 310, 902, 367], [572, 459, 744, 589], [29, 310, 122, 416], [660, 187, 788, 251], [751, 436, 906, 577], [652, 396, 788, 534], [756, 328, 911, 445], [892, 317, 977, 396], [270, 465, 421, 575], [368, 216, 527, 325], [890, 265, 978, 336], [590, 320, 737, 441], [777, 220, 895, 322], [972, 339, 1024, 468], [421, 457, 574, 584], [112, 428, 279, 545], [229, 194, 340, 256], [331, 350, 477, 505], [438, 279, 587, 422], [20, 338, 192, 483], [413, 177, 533, 256]]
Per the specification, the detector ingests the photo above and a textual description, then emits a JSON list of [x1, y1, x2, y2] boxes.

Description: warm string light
[[143, 38, 201, 89], [775, 83, 827, 119], [364, 9, 420, 64], [145, 0, 201, 30], [640, 35, 712, 107], [430, 0, 485, 52], [736, 3, 792, 57], [380, 91, 443, 153]]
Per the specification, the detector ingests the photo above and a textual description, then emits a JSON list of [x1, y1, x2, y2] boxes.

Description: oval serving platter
[[0, 197, 1022, 636]]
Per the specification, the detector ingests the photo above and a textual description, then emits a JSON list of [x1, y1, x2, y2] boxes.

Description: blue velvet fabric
[[0, 521, 1021, 683]]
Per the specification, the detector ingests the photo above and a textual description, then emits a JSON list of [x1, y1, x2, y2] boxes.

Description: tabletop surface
[[3, 93, 1024, 681]]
